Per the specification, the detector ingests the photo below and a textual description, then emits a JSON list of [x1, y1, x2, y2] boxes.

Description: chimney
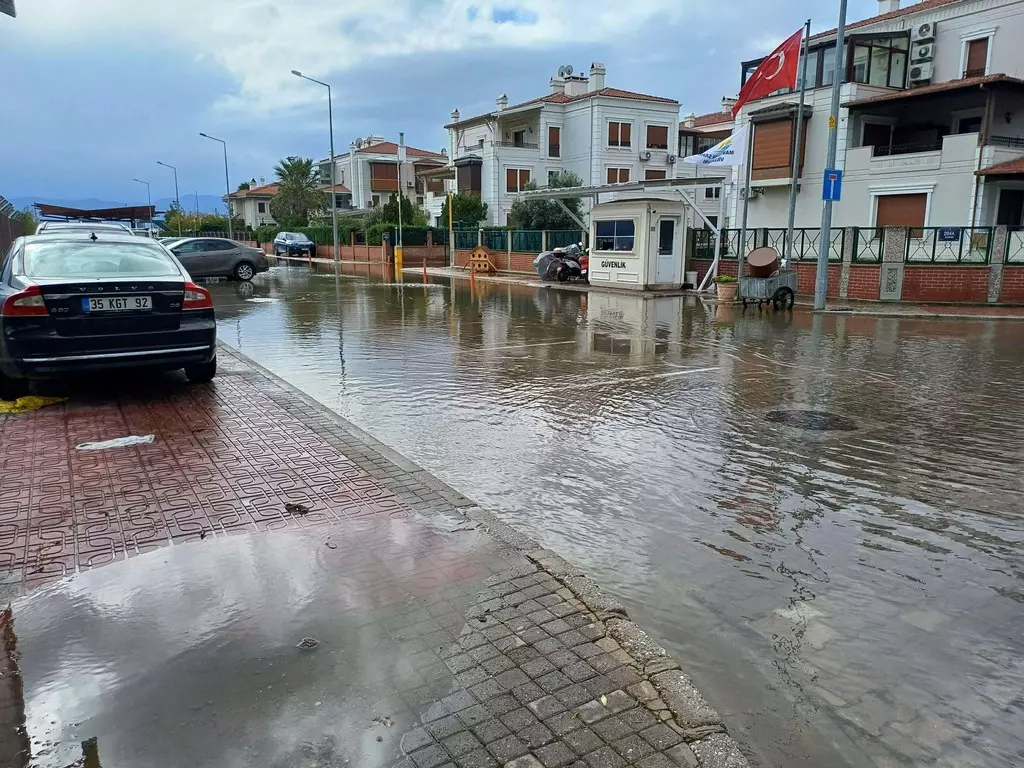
[[589, 62, 606, 91], [497, 93, 508, 111], [550, 77, 565, 95], [878, 0, 900, 13], [564, 74, 590, 97], [683, 113, 696, 129], [259, 176, 265, 186], [450, 108, 460, 124], [721, 96, 738, 114]]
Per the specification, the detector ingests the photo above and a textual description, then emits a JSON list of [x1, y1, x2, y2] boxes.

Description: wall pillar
[[838, 227, 855, 299], [879, 227, 907, 301], [988, 225, 1007, 303]]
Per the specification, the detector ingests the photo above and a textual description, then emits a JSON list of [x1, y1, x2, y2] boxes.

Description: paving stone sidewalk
[[0, 345, 751, 767]]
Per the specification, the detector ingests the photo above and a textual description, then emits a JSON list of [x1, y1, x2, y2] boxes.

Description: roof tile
[[842, 73, 1024, 108], [811, 0, 961, 41]]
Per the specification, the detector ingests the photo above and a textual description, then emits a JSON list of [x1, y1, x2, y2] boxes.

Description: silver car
[[164, 237, 269, 281]]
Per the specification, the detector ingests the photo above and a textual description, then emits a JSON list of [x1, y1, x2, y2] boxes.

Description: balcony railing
[[989, 135, 1024, 149], [873, 141, 943, 157], [495, 141, 539, 150]]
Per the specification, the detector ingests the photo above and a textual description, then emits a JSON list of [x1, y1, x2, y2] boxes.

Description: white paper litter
[[75, 435, 155, 451]]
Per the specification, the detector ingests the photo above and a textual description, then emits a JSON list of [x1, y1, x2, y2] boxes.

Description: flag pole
[[816, 0, 848, 309], [785, 18, 812, 268], [736, 118, 754, 287]]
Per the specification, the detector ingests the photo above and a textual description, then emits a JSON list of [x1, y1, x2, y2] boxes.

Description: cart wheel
[[772, 287, 795, 310], [741, 298, 748, 308]]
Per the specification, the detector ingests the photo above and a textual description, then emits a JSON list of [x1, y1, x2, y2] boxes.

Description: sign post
[[822, 169, 843, 202]]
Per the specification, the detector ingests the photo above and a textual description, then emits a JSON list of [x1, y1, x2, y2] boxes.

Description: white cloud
[[15, 0, 691, 117]]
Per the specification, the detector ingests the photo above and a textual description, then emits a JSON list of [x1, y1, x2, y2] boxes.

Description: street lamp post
[[132, 178, 152, 236], [199, 132, 233, 240], [291, 69, 339, 264], [156, 161, 181, 236]]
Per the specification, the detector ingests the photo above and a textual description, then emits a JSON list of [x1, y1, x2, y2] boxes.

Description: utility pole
[[396, 132, 405, 278], [157, 161, 181, 236], [815, 0, 849, 310], [291, 70, 339, 264], [199, 132, 233, 240]]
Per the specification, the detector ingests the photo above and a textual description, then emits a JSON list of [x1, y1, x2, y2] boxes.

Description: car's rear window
[[22, 241, 181, 279]]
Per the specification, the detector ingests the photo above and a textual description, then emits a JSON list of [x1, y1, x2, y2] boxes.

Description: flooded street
[[208, 264, 1024, 768]]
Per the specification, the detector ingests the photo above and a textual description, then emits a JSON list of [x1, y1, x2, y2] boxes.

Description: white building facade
[[731, 0, 1024, 231], [445, 65, 681, 226]]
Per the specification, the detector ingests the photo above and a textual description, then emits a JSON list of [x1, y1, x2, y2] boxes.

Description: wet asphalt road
[[207, 263, 1024, 768]]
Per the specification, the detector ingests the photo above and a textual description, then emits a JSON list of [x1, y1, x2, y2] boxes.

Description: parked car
[[273, 232, 315, 256], [36, 221, 134, 235], [164, 237, 269, 281], [0, 232, 217, 400]]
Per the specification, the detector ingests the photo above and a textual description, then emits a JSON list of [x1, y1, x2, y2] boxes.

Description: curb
[[217, 343, 750, 767]]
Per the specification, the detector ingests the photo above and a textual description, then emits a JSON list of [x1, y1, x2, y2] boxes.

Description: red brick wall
[[999, 266, 1024, 303], [794, 262, 841, 297], [692, 259, 738, 285], [454, 249, 535, 273], [847, 264, 881, 300], [902, 265, 989, 303]]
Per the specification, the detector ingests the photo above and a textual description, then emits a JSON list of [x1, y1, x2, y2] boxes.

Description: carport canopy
[[34, 203, 158, 224], [515, 177, 728, 290]]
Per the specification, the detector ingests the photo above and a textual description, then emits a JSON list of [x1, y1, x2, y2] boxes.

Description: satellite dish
[[564, 64, 574, 76], [355, 138, 364, 149], [557, 66, 566, 77]]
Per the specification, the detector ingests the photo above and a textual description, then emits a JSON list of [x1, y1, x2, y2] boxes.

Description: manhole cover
[[765, 410, 858, 431]]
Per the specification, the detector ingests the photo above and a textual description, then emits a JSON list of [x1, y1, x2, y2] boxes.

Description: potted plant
[[713, 274, 738, 302]]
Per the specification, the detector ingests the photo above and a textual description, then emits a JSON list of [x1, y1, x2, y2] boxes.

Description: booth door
[[653, 217, 679, 284]]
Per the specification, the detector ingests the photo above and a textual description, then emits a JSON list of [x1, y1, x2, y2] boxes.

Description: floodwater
[[208, 264, 1024, 768]]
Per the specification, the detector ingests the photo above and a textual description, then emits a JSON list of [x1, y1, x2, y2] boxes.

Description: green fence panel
[[547, 230, 583, 249], [482, 230, 508, 251], [512, 230, 543, 253], [454, 230, 478, 249]]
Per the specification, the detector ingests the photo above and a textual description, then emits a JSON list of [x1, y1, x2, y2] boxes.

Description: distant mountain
[[8, 195, 227, 215]]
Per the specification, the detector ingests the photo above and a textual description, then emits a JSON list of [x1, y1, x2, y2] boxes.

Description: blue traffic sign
[[822, 169, 843, 201]]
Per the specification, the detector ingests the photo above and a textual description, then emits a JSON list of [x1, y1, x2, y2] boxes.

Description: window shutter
[[751, 119, 796, 180], [608, 122, 617, 145], [966, 38, 988, 75], [607, 168, 617, 184], [875, 193, 927, 228], [506, 168, 517, 192], [621, 123, 632, 147], [645, 169, 666, 180], [647, 125, 668, 149]]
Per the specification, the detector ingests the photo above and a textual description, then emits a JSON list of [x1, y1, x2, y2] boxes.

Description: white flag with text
[[683, 129, 746, 167]]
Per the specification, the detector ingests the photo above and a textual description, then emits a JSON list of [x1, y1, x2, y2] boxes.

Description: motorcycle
[[532, 243, 589, 283]]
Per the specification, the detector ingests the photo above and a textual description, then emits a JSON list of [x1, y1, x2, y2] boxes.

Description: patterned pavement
[[0, 345, 750, 768]]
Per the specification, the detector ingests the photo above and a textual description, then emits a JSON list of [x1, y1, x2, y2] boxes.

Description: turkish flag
[[733, 28, 804, 117]]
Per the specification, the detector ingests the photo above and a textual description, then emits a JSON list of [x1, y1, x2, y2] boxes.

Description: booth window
[[595, 219, 635, 251]]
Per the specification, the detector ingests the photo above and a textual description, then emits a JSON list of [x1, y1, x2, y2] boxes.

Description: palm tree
[[270, 157, 326, 228]]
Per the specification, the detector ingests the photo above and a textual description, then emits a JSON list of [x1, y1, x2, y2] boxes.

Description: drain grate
[[766, 410, 858, 432]]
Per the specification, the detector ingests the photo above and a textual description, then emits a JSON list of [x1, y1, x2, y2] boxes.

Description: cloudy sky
[[0, 0, 883, 205]]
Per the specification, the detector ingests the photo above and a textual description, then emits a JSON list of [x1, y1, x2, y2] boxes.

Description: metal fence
[[904, 227, 992, 264], [547, 230, 586, 249], [511, 230, 543, 253], [450, 229, 585, 252], [482, 230, 508, 251], [453, 230, 478, 249], [689, 228, 841, 263], [1005, 227, 1024, 263], [852, 228, 883, 263]]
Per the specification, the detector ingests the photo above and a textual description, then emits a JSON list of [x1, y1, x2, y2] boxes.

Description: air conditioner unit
[[909, 62, 934, 83], [911, 21, 935, 43], [406, 180, 415, 188], [640, 150, 652, 161], [667, 154, 677, 164], [739, 187, 762, 200], [911, 42, 934, 62]]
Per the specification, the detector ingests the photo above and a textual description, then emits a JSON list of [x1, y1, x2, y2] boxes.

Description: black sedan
[[272, 232, 316, 257], [0, 232, 217, 400]]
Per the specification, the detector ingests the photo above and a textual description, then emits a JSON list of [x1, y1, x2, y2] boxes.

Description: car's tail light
[[1, 285, 48, 317], [182, 282, 214, 311]]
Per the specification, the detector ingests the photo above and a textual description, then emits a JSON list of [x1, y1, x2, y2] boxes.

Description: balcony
[[872, 140, 944, 158], [846, 133, 979, 176], [495, 140, 539, 150]]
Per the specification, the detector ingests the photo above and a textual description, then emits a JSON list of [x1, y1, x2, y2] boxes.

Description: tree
[[269, 156, 327, 228], [237, 181, 251, 191], [509, 171, 583, 230], [440, 193, 488, 228], [13, 206, 38, 236]]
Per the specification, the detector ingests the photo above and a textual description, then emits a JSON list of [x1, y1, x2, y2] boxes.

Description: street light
[[292, 69, 339, 264], [156, 161, 181, 236], [132, 178, 152, 236], [199, 132, 233, 240]]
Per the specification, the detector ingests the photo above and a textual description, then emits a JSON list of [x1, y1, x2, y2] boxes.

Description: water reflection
[[209, 266, 1024, 768]]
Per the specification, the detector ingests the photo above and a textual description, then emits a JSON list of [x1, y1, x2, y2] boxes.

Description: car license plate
[[82, 296, 152, 312]]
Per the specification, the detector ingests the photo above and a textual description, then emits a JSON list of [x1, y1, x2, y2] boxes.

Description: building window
[[548, 126, 560, 157], [704, 187, 721, 199], [645, 169, 667, 180], [964, 37, 990, 77], [512, 129, 527, 147], [505, 168, 531, 192], [372, 194, 380, 207], [607, 167, 630, 184], [608, 121, 632, 148], [416, 196, 424, 206], [957, 115, 983, 134], [548, 170, 559, 186], [257, 202, 267, 213], [595, 219, 635, 251], [646, 125, 669, 150], [848, 35, 909, 88], [338, 170, 344, 185]]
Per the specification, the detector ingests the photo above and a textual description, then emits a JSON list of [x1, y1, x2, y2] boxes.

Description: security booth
[[588, 198, 688, 291]]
